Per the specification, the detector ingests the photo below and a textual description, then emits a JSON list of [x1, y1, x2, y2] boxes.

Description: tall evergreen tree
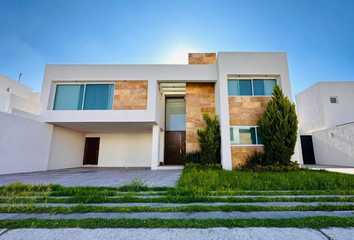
[[197, 113, 221, 164], [258, 84, 298, 165]]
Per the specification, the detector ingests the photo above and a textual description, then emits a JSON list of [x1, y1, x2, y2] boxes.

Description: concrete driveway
[[303, 164, 354, 175], [0, 168, 182, 187]]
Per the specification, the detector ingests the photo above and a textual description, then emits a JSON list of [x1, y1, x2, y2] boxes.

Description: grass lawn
[[176, 165, 354, 193]]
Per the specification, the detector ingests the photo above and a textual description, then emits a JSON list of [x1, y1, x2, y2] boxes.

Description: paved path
[[0, 211, 353, 220], [0, 168, 182, 187], [0, 227, 344, 240]]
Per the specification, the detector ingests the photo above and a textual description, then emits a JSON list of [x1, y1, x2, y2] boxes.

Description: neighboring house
[[296, 82, 354, 167], [0, 52, 300, 174], [0, 73, 40, 118]]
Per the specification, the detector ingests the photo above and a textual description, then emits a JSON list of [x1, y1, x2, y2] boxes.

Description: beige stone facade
[[113, 81, 148, 110], [186, 83, 215, 153], [229, 96, 271, 168], [231, 146, 264, 168], [188, 53, 216, 65]]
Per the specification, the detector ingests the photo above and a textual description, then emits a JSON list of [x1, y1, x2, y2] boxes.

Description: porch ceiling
[[160, 83, 186, 96], [52, 122, 154, 133]]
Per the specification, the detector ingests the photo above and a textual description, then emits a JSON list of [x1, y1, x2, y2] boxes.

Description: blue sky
[[0, 0, 353, 98]]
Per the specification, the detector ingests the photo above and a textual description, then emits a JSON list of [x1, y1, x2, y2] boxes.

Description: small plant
[[197, 113, 221, 165], [119, 179, 148, 192], [244, 151, 269, 168], [182, 151, 200, 165]]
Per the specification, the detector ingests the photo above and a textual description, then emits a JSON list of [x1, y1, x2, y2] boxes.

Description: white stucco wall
[[86, 132, 152, 167], [47, 125, 86, 170], [0, 111, 53, 175], [296, 83, 326, 135], [312, 123, 354, 167]]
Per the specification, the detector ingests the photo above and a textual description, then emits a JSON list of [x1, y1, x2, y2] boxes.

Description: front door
[[164, 98, 186, 165], [83, 137, 100, 165], [300, 135, 316, 164], [164, 131, 186, 165]]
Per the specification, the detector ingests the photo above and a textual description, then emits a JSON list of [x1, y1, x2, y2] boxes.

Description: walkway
[[0, 168, 182, 187]]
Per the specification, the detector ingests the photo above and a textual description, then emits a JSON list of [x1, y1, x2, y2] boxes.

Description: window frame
[[53, 82, 115, 110], [228, 78, 278, 97], [230, 126, 264, 146]]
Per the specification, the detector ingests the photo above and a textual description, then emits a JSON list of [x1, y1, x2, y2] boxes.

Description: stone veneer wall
[[186, 83, 215, 153], [229, 96, 271, 168], [188, 53, 216, 65], [114, 81, 148, 110]]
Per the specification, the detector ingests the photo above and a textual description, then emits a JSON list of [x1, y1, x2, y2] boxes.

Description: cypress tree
[[197, 113, 221, 164], [258, 84, 298, 165]]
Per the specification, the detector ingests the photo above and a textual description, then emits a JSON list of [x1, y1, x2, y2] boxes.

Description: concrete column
[[151, 124, 160, 170], [217, 76, 233, 170]]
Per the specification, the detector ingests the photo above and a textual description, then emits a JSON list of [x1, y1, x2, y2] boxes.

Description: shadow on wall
[[312, 124, 354, 167]]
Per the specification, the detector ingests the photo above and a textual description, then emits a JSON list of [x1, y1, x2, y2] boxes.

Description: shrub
[[238, 161, 300, 172], [258, 84, 298, 166], [182, 151, 200, 165], [244, 151, 269, 168], [197, 113, 221, 165]]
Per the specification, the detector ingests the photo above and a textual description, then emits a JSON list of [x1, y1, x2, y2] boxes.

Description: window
[[228, 79, 276, 96], [165, 98, 186, 131], [53, 83, 114, 110], [230, 126, 263, 145], [330, 97, 338, 104]]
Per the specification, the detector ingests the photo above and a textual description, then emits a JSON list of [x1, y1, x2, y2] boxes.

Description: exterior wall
[[186, 83, 215, 153], [0, 74, 39, 115], [114, 81, 148, 110], [229, 96, 270, 168], [231, 146, 264, 167], [39, 64, 217, 123], [0, 111, 53, 175], [47, 126, 86, 170], [229, 97, 271, 125], [188, 53, 216, 65], [217, 52, 294, 170], [86, 132, 152, 167], [312, 123, 354, 167], [320, 82, 354, 128], [296, 83, 326, 134]]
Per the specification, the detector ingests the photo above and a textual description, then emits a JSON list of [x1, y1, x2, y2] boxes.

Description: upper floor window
[[330, 97, 338, 104], [228, 79, 276, 96], [53, 84, 114, 110], [230, 126, 263, 145]]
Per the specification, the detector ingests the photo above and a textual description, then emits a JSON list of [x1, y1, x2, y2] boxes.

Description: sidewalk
[[1, 227, 353, 240]]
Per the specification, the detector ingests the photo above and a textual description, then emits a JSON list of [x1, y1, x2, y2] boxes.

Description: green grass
[[176, 166, 354, 194], [1, 204, 354, 214], [2, 217, 354, 229], [1, 195, 353, 204]]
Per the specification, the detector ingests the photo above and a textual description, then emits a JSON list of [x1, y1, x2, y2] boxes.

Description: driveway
[[303, 164, 354, 175], [0, 168, 182, 187]]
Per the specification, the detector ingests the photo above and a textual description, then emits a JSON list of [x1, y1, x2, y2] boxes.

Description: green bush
[[244, 151, 269, 168], [238, 161, 300, 172], [182, 151, 200, 165], [258, 84, 298, 166], [197, 113, 221, 165]]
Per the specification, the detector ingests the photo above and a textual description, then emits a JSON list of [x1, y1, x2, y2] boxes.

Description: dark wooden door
[[83, 138, 100, 165], [300, 135, 316, 164], [164, 131, 186, 165]]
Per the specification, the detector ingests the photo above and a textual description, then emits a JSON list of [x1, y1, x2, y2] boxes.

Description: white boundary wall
[[0, 112, 53, 175], [312, 123, 354, 167]]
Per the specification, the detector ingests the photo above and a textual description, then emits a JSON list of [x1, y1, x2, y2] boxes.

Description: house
[[0, 52, 300, 174], [296, 82, 354, 167]]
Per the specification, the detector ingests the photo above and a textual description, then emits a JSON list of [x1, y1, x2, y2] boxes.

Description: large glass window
[[230, 126, 263, 145], [53, 84, 84, 110], [83, 84, 114, 110], [253, 79, 276, 96], [166, 98, 186, 131], [53, 83, 114, 110], [228, 79, 277, 96], [228, 80, 252, 96]]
